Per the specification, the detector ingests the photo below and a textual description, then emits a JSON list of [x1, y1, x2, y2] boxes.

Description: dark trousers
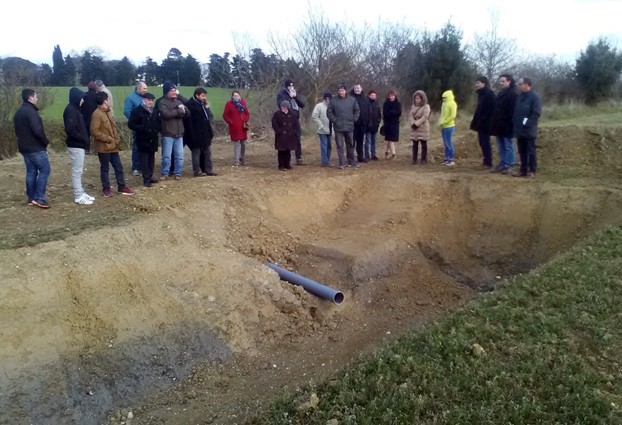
[[98, 152, 126, 190], [517, 137, 537, 173], [412, 140, 428, 163], [191, 146, 212, 174], [277, 150, 291, 169], [353, 125, 365, 161], [295, 120, 302, 161], [139, 151, 155, 184], [478, 131, 493, 166]]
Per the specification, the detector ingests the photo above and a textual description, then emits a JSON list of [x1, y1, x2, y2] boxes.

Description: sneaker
[[490, 165, 504, 173], [501, 166, 513, 174], [102, 188, 113, 197], [132, 170, 141, 176], [338, 164, 346, 170], [32, 199, 50, 209], [84, 193, 95, 201], [75, 194, 94, 205], [118, 187, 135, 196], [348, 163, 361, 168], [174, 175, 182, 180], [444, 161, 456, 166], [160, 174, 169, 181], [278, 167, 287, 171], [27, 200, 34, 206]]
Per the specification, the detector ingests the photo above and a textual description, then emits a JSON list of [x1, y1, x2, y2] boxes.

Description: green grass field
[[249, 225, 622, 424], [38, 86, 232, 123]]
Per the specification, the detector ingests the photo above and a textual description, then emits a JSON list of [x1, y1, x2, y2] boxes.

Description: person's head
[[135, 80, 148, 94], [353, 84, 362, 95], [69, 87, 85, 107], [337, 83, 347, 98], [95, 91, 109, 106], [21, 88, 37, 104], [498, 73, 514, 89], [475, 76, 489, 90], [231, 90, 241, 102], [284, 79, 294, 90], [518, 77, 533, 93], [322, 91, 332, 104], [141, 92, 155, 107], [94, 79, 105, 91], [387, 90, 397, 101], [87, 81, 97, 91], [368, 90, 377, 101], [280, 100, 291, 113], [163, 81, 177, 98], [194, 87, 207, 102]]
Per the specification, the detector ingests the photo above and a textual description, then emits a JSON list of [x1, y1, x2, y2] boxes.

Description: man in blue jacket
[[124, 81, 148, 176], [513, 77, 542, 179], [14, 89, 51, 208]]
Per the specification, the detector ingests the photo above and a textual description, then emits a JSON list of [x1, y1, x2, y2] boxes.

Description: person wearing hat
[[326, 83, 360, 169], [271, 100, 298, 170], [276, 79, 306, 165], [158, 81, 189, 180], [311, 91, 333, 166], [128, 92, 161, 187], [63, 87, 95, 205]]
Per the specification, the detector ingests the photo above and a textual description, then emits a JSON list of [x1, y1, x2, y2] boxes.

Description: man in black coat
[[276, 80, 306, 165], [470, 76, 496, 168], [513, 77, 542, 179], [350, 83, 370, 163], [183, 87, 217, 177], [128, 92, 161, 187], [490, 74, 518, 174], [14, 88, 51, 208], [82, 81, 98, 138]]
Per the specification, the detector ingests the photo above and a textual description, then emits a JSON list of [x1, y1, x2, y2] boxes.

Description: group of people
[[13, 81, 251, 208], [470, 74, 542, 178]]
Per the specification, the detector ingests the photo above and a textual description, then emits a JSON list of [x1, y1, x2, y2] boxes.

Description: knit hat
[[163, 81, 176, 96], [322, 91, 332, 100], [280, 100, 291, 109], [141, 92, 155, 100]]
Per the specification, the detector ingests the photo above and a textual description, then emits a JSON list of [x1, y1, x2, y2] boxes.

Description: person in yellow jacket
[[439, 89, 457, 166]]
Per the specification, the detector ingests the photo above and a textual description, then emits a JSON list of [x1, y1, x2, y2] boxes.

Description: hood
[[69, 87, 85, 106], [442, 90, 454, 101], [412, 90, 428, 105]]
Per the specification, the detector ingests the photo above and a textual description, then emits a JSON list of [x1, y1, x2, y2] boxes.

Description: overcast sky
[[2, 0, 621, 67]]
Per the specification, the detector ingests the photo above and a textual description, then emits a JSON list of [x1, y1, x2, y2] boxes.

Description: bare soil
[[1, 124, 621, 425]]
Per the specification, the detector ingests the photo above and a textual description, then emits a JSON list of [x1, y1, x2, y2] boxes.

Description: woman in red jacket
[[222, 91, 250, 166]]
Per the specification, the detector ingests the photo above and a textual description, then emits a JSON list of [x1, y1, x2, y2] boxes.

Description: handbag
[[379, 125, 385, 136], [242, 121, 249, 131]]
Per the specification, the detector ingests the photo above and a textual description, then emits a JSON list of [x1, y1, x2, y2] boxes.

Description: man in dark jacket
[[158, 81, 190, 180], [276, 80, 306, 165], [513, 77, 542, 179], [82, 81, 99, 138], [128, 92, 160, 187], [184, 87, 217, 177], [470, 76, 496, 168], [63, 87, 95, 205], [327, 83, 360, 169], [490, 74, 518, 174], [14, 88, 51, 208], [365, 90, 382, 160], [350, 83, 370, 162]]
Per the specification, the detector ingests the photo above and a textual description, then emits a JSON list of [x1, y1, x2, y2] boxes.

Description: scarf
[[233, 98, 246, 113]]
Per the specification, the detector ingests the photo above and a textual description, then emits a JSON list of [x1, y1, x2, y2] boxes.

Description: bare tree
[[469, 9, 520, 82]]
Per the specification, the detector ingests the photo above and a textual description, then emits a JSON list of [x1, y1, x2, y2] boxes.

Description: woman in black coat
[[382, 90, 402, 159], [271, 100, 299, 170]]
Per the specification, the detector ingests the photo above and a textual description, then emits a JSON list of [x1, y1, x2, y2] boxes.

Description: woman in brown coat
[[409, 90, 431, 164], [271, 100, 298, 170]]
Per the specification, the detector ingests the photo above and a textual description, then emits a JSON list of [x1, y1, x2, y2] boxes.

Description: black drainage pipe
[[265, 263, 345, 305]]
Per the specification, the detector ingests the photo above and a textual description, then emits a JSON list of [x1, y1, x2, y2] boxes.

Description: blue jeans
[[131, 132, 140, 172], [161, 136, 184, 176], [364, 132, 376, 158], [496, 136, 515, 168], [98, 152, 126, 190], [318, 133, 332, 165], [441, 127, 455, 161], [22, 151, 51, 202]]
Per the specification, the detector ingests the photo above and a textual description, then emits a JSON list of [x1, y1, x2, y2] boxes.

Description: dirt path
[[1, 127, 621, 424]]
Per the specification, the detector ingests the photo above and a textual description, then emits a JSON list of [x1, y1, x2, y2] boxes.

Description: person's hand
[[289, 88, 296, 97]]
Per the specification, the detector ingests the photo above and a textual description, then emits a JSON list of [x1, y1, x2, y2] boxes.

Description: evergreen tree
[[115, 56, 137, 86], [51, 45, 65, 86], [137, 57, 160, 86], [63, 54, 76, 86], [576, 38, 622, 104], [80, 50, 107, 85], [179, 54, 201, 86], [206, 53, 232, 87]]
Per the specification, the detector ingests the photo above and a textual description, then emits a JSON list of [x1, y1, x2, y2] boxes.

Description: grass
[[38, 86, 232, 123], [248, 226, 622, 424]]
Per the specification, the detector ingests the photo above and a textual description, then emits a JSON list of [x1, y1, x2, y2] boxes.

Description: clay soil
[[1, 124, 621, 425]]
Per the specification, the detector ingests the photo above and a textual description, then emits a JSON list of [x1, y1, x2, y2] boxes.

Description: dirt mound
[[1, 124, 621, 424]]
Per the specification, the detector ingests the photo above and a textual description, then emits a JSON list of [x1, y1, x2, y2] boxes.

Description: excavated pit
[[1, 170, 621, 424]]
